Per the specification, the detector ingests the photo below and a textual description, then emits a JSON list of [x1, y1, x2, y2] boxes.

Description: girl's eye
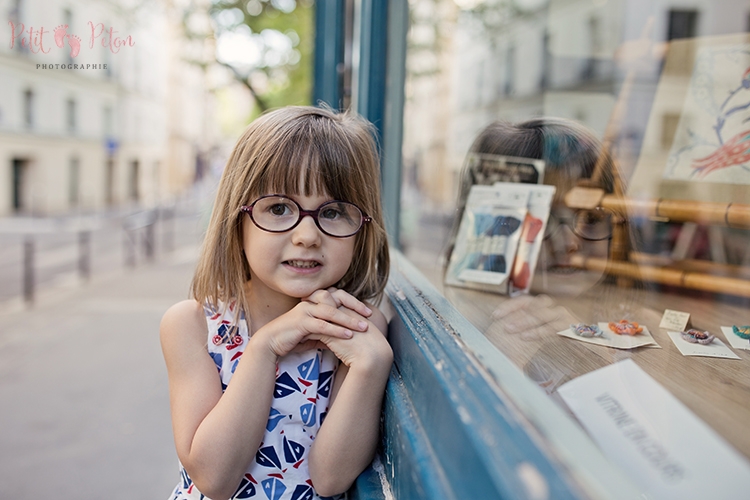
[[320, 207, 342, 220], [268, 203, 293, 216], [577, 210, 604, 226]]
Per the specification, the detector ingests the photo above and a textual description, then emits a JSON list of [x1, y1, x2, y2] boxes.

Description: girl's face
[[534, 204, 610, 297], [242, 191, 356, 302]]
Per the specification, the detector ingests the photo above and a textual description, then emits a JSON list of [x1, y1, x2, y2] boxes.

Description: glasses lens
[[252, 196, 299, 232], [573, 208, 612, 240], [543, 213, 561, 240], [317, 201, 363, 237]]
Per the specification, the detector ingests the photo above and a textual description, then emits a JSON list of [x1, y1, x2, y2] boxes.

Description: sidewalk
[[0, 244, 200, 499]]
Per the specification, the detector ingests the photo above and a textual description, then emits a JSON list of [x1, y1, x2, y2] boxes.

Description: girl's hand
[[303, 287, 373, 318], [304, 288, 391, 373], [252, 300, 369, 359]]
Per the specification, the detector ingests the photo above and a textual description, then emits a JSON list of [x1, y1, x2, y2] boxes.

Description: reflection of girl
[[447, 117, 642, 336]]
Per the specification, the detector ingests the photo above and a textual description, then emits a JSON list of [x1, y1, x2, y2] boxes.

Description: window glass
[[401, 0, 750, 492]]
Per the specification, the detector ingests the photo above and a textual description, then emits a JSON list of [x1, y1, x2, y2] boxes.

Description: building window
[[661, 113, 681, 149], [580, 16, 603, 82], [69, 157, 80, 206], [11, 0, 25, 54], [129, 160, 140, 201], [667, 9, 699, 40], [105, 158, 115, 205], [63, 9, 73, 65], [66, 99, 76, 134], [12, 158, 27, 212], [540, 30, 551, 90], [23, 89, 33, 128], [103, 106, 113, 137], [505, 45, 515, 96], [664, 10, 700, 76]]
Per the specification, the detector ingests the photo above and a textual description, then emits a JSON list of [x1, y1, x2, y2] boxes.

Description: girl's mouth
[[285, 260, 321, 269], [546, 264, 581, 274]]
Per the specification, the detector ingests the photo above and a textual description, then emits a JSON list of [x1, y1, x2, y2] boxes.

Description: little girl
[[161, 106, 392, 500]]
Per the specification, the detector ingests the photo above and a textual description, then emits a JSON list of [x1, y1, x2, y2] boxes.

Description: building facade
[[0, 0, 217, 216], [402, 0, 750, 211]]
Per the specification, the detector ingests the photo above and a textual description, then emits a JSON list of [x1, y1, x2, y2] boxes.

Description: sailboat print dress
[[170, 300, 342, 500]]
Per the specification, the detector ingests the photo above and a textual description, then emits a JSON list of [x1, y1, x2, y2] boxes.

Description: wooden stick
[[630, 251, 750, 279], [569, 255, 750, 298], [599, 195, 750, 229]]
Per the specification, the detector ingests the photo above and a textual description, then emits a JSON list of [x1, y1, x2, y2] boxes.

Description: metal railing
[[1, 202, 204, 306]]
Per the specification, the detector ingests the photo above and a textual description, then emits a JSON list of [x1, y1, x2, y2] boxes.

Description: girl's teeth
[[289, 260, 318, 268]]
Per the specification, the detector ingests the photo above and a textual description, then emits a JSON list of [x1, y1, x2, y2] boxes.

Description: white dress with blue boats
[[169, 300, 342, 500]]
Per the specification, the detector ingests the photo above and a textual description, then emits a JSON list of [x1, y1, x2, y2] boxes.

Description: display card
[[720, 326, 750, 351], [667, 331, 740, 359], [558, 359, 750, 499], [557, 322, 659, 350]]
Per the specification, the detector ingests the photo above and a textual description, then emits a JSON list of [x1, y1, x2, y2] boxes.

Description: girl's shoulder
[[160, 299, 209, 352]]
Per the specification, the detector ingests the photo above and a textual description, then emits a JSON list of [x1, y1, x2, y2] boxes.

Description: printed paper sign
[[558, 360, 750, 499], [659, 309, 691, 332]]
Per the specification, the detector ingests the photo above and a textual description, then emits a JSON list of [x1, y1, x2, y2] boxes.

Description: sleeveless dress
[[169, 300, 343, 500]]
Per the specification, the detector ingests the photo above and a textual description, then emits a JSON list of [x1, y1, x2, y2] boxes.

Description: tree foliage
[[182, 0, 315, 116]]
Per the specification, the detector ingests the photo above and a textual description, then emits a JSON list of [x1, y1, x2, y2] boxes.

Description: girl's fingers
[[306, 303, 368, 332], [328, 288, 372, 317], [306, 288, 372, 317], [307, 318, 355, 339], [304, 290, 338, 308]]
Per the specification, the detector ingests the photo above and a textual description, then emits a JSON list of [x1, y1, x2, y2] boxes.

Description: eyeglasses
[[240, 195, 371, 238], [544, 207, 613, 241]]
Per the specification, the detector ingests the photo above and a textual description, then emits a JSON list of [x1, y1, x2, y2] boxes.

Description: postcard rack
[[565, 187, 750, 298]]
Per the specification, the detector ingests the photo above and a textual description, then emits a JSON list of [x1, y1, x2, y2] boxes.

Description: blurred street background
[[0, 0, 316, 496], [0, 198, 205, 498]]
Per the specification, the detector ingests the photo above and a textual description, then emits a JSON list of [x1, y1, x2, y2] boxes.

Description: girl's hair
[[192, 106, 389, 310], [446, 117, 619, 266], [461, 117, 615, 203]]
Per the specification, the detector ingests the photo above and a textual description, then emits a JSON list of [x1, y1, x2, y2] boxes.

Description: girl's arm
[[306, 304, 393, 497], [161, 299, 368, 500]]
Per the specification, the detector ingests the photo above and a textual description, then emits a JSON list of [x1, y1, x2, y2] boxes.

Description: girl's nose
[[291, 214, 322, 247], [548, 225, 580, 258], [560, 225, 581, 254]]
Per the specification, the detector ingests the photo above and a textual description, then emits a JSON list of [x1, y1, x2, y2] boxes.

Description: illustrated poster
[[664, 44, 750, 184]]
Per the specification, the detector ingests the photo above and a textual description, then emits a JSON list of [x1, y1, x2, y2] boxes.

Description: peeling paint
[[372, 455, 396, 500], [517, 461, 549, 500], [457, 405, 472, 424]]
